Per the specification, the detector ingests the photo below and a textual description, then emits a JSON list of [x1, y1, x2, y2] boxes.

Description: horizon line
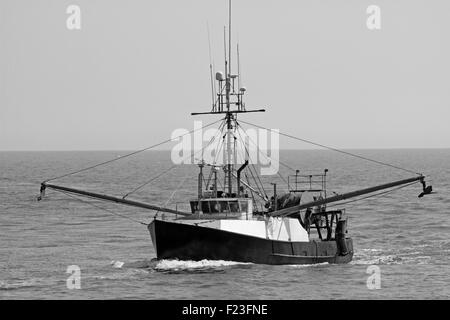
[[0, 147, 449, 152]]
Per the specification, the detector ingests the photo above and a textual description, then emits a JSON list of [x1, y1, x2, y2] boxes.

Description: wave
[[352, 248, 433, 265], [0, 279, 39, 291], [94, 269, 149, 281], [351, 254, 403, 265]]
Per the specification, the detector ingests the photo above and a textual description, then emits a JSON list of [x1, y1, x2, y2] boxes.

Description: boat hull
[[148, 219, 353, 265]]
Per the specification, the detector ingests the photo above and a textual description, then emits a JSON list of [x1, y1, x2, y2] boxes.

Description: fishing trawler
[[38, 1, 433, 265]]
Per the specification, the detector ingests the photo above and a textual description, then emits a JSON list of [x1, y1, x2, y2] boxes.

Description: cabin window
[[229, 201, 239, 213], [201, 201, 210, 213], [239, 200, 249, 213], [210, 201, 220, 213], [219, 201, 229, 212]]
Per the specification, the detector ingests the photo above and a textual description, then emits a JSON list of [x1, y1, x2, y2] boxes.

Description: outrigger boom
[[270, 175, 432, 218], [38, 183, 191, 216], [39, 174, 431, 219]]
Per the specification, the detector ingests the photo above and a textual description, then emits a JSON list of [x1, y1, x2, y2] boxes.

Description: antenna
[[223, 26, 227, 80], [207, 21, 216, 111], [228, 0, 232, 77], [237, 43, 241, 111], [237, 44, 241, 94]]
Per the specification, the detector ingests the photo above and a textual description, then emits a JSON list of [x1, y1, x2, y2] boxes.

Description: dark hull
[[148, 219, 353, 265]]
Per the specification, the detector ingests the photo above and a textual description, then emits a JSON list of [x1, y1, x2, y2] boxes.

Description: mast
[[226, 0, 233, 196], [191, 0, 265, 199], [228, 0, 232, 78], [226, 90, 232, 196]]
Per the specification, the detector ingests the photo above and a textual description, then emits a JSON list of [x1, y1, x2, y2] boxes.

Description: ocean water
[[0, 149, 449, 299]]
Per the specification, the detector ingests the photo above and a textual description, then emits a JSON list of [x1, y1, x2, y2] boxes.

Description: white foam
[[154, 259, 250, 270], [111, 260, 125, 268], [288, 262, 329, 268], [359, 248, 383, 252], [0, 279, 38, 290], [352, 254, 402, 265]]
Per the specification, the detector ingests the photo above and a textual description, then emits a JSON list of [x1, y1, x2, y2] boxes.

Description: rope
[[234, 126, 267, 197], [235, 121, 290, 190], [122, 165, 179, 199], [54, 189, 148, 226], [238, 119, 422, 176], [204, 125, 226, 190], [244, 172, 260, 211], [236, 121, 297, 173], [122, 121, 226, 198], [233, 130, 271, 200], [213, 130, 226, 164], [43, 118, 224, 183], [155, 174, 191, 218], [246, 153, 267, 199]]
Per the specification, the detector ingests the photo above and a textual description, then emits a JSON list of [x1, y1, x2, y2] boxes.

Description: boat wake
[[287, 262, 330, 268], [111, 258, 252, 273], [0, 279, 42, 291], [155, 259, 251, 271], [110, 259, 157, 269], [352, 248, 432, 265]]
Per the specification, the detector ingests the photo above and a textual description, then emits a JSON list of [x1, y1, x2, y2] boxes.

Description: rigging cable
[[236, 134, 269, 199], [326, 181, 420, 209], [203, 121, 227, 189], [205, 130, 226, 190], [238, 119, 423, 176], [235, 121, 290, 190], [54, 189, 148, 226], [236, 121, 297, 172], [154, 173, 191, 219], [122, 121, 226, 199], [244, 172, 260, 211], [213, 129, 226, 165], [233, 130, 269, 200], [234, 124, 268, 197], [43, 118, 224, 183]]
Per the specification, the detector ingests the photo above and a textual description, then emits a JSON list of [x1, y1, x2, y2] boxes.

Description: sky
[[0, 0, 449, 151]]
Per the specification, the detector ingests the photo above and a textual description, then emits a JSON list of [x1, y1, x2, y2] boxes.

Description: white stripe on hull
[[170, 217, 309, 242]]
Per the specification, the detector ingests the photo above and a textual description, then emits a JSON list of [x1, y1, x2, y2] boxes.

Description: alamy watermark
[[66, 5, 81, 30], [171, 121, 279, 175], [64, 5, 380, 32], [366, 265, 381, 290], [66, 265, 81, 289], [366, 5, 381, 30]]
